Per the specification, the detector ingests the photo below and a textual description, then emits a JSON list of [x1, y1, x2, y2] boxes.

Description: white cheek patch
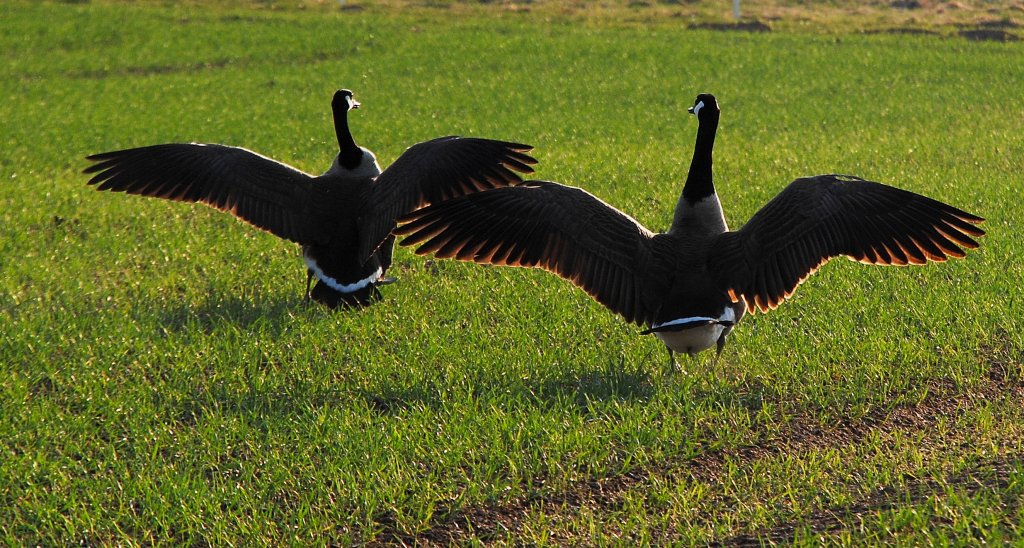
[[692, 100, 705, 116], [304, 254, 382, 293], [346, 96, 356, 110]]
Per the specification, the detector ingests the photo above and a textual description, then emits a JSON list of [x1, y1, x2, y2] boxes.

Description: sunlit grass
[[1, 0, 1022, 544]]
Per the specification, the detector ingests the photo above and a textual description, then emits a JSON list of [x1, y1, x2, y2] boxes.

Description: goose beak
[[350, 98, 361, 109], [687, 106, 695, 114]]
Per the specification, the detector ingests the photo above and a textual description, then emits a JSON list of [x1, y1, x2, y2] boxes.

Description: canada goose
[[395, 93, 984, 364], [84, 89, 537, 308]]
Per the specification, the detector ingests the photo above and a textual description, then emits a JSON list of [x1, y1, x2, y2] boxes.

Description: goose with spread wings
[[396, 93, 984, 363], [84, 89, 536, 308]]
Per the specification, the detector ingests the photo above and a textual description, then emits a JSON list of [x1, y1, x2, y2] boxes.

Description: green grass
[[2, 1, 1023, 544]]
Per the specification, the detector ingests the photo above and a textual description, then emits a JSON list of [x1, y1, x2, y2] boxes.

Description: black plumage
[[85, 89, 536, 308], [396, 93, 984, 362]]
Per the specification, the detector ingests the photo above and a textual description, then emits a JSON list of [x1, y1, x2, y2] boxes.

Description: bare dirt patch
[[959, 28, 1020, 40], [366, 0, 1023, 36], [688, 20, 772, 32], [864, 27, 941, 35]]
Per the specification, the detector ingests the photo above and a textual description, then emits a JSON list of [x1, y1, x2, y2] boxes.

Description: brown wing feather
[[84, 143, 319, 244], [395, 180, 663, 325], [709, 174, 985, 313], [356, 137, 536, 262]]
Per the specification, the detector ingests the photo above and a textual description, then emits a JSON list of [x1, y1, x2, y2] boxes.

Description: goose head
[[688, 93, 720, 120], [327, 89, 381, 177], [334, 88, 361, 112]]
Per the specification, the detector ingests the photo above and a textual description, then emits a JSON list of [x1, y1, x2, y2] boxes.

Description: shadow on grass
[[352, 353, 772, 419], [145, 297, 770, 424], [533, 356, 658, 409], [351, 354, 664, 418], [152, 292, 317, 338]]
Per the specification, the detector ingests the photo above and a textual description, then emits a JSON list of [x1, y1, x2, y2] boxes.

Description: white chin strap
[[692, 100, 705, 116]]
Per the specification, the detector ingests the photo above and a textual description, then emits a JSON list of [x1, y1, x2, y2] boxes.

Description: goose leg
[[665, 346, 677, 373], [305, 269, 314, 302], [714, 321, 735, 367], [715, 334, 727, 365]]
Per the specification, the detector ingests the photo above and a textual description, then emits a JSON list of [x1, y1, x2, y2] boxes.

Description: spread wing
[[84, 143, 320, 244], [357, 137, 536, 261], [395, 180, 663, 325], [709, 174, 985, 313]]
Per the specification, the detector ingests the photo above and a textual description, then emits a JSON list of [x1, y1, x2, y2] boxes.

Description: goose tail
[[310, 281, 382, 309]]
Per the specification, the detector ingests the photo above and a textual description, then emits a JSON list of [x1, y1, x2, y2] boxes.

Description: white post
[[733, 0, 740, 20]]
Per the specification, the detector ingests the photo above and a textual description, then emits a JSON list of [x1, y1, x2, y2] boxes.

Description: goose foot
[[305, 269, 314, 304]]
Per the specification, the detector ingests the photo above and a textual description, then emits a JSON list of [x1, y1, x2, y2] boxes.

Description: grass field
[[2, 0, 1023, 544]]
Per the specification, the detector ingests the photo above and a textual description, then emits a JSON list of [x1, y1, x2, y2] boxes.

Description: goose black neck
[[682, 109, 719, 203], [333, 103, 363, 170]]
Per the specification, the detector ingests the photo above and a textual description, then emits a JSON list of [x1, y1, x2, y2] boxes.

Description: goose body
[[84, 89, 536, 308], [396, 93, 984, 362]]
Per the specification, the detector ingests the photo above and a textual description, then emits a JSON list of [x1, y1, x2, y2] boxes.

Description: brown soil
[[959, 28, 1021, 40]]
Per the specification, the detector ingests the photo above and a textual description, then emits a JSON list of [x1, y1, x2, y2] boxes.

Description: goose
[[84, 89, 537, 308], [395, 93, 985, 365]]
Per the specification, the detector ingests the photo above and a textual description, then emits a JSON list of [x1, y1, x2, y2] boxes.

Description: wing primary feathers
[[356, 138, 538, 263], [886, 217, 928, 264], [713, 173, 984, 313], [84, 143, 318, 244], [395, 181, 658, 325]]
